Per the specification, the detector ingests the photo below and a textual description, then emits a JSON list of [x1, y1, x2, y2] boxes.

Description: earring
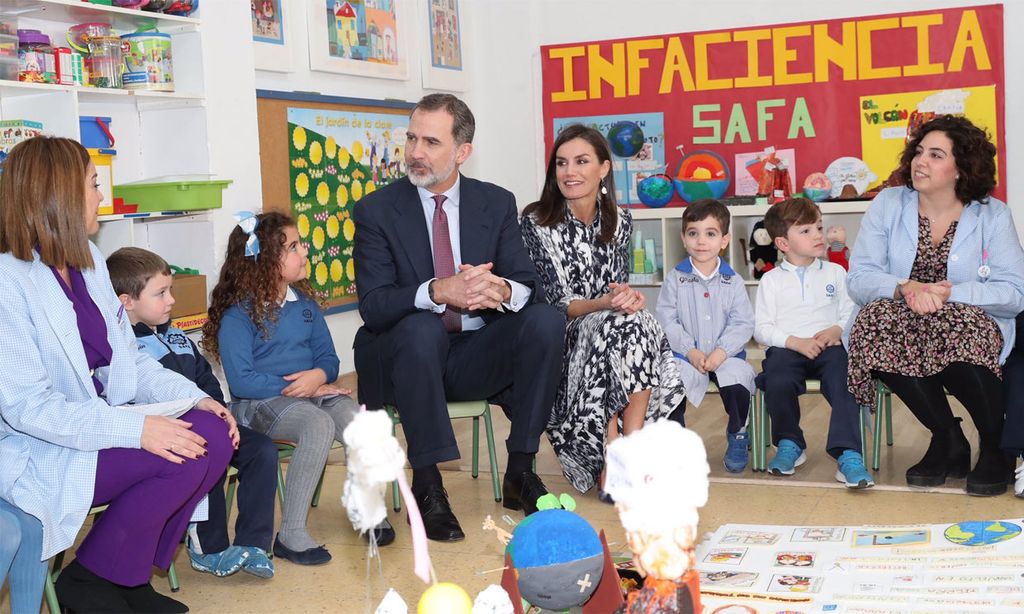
[[600, 179, 608, 195]]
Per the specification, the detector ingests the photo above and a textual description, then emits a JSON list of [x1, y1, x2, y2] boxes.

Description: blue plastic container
[[79, 116, 114, 149]]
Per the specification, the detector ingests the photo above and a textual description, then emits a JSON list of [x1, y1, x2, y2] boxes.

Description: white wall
[[210, 0, 1021, 368]]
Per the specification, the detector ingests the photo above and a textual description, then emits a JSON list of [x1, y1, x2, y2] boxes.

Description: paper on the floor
[[115, 398, 197, 418], [696, 519, 1024, 613]]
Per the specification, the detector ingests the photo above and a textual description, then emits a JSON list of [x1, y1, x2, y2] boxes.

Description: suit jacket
[[0, 244, 207, 558], [352, 175, 543, 405], [846, 186, 1024, 362]]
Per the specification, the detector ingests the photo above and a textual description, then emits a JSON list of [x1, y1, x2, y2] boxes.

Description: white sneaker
[[1015, 457, 1024, 498]]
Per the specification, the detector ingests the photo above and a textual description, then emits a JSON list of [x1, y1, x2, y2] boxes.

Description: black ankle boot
[[54, 559, 131, 613], [906, 418, 971, 487], [966, 448, 1011, 496]]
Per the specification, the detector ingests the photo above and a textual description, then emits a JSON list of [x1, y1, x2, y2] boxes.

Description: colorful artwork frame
[[308, 0, 409, 81], [421, 0, 466, 91], [253, 0, 295, 72]]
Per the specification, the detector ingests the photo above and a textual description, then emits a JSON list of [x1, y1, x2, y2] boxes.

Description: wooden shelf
[[98, 210, 208, 223]]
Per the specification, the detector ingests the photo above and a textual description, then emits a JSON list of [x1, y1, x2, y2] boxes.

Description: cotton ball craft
[[604, 419, 710, 613], [471, 585, 515, 614], [375, 588, 408, 614], [341, 408, 406, 535]]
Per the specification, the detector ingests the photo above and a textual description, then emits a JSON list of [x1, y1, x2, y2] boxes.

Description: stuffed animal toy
[[827, 225, 849, 270], [749, 220, 777, 279]]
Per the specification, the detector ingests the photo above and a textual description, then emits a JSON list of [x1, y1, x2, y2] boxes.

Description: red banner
[[540, 5, 1005, 204]]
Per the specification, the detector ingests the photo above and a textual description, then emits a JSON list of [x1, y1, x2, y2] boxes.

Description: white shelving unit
[[0, 0, 215, 278], [630, 200, 873, 303]]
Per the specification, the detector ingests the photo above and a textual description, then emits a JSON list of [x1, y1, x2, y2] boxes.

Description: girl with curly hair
[[202, 211, 371, 565]]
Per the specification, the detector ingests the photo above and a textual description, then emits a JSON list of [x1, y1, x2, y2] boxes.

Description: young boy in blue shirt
[[107, 247, 279, 577], [753, 198, 873, 488], [656, 199, 756, 472]]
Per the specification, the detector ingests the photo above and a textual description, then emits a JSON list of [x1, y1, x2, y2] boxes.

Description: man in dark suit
[[353, 94, 565, 541]]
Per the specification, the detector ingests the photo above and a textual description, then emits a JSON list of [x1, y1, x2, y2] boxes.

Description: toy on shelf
[[604, 420, 710, 613], [636, 173, 674, 208], [827, 225, 849, 270], [803, 172, 832, 202], [673, 146, 730, 203], [749, 220, 777, 279]]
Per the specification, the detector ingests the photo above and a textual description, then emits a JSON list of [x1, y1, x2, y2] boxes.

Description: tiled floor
[[5, 377, 1022, 613]]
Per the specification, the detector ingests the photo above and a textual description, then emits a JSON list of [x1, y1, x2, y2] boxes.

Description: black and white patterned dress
[[521, 205, 686, 492]]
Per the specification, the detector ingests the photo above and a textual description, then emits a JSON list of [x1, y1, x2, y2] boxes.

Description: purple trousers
[[75, 409, 233, 586]]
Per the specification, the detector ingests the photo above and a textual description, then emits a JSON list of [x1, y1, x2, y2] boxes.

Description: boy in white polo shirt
[[754, 197, 872, 488]]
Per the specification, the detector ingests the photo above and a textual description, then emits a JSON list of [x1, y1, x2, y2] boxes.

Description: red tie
[[431, 194, 461, 333]]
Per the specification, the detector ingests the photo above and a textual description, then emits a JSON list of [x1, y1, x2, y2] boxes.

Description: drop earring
[[600, 178, 608, 195]]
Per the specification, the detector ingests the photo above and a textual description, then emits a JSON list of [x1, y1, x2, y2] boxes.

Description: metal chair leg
[[471, 416, 480, 479]]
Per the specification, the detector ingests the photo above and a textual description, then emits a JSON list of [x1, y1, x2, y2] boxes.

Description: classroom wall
[[224, 0, 1020, 371]]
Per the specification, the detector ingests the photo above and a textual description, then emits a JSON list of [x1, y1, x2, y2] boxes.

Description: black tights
[[874, 362, 1004, 450]]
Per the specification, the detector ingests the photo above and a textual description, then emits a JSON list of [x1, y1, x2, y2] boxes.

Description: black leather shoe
[[117, 582, 189, 613], [906, 418, 971, 487], [414, 485, 465, 542], [503, 471, 554, 516], [366, 518, 396, 546], [272, 534, 332, 565], [598, 489, 615, 505], [54, 559, 132, 614], [966, 448, 1011, 496]]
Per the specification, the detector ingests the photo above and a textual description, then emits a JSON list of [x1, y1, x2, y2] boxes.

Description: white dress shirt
[[413, 176, 531, 331], [754, 257, 855, 349]]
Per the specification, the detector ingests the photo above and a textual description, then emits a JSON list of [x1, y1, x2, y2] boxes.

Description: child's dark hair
[[763, 197, 820, 241], [106, 247, 172, 298], [682, 199, 730, 234], [202, 211, 320, 361]]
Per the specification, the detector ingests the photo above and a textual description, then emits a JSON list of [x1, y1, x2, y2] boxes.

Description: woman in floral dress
[[846, 115, 1024, 496], [520, 124, 686, 496]]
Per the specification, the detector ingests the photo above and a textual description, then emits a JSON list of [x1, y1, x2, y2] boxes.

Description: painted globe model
[[607, 121, 645, 158], [506, 509, 604, 610], [637, 174, 674, 207], [673, 150, 731, 203], [944, 521, 1021, 546]]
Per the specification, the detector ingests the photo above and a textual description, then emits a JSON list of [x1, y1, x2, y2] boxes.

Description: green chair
[[271, 440, 339, 509], [870, 380, 896, 471], [385, 400, 501, 513], [750, 380, 871, 472], [43, 505, 181, 614]]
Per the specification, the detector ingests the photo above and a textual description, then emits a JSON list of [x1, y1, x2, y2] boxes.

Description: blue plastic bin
[[79, 116, 114, 148]]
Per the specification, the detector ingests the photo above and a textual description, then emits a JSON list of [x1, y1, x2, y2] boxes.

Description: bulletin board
[[540, 4, 1006, 205], [256, 90, 414, 310]]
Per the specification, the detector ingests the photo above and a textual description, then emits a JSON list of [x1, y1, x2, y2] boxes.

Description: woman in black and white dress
[[520, 124, 685, 496]]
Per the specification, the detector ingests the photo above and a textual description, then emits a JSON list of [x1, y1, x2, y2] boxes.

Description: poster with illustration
[[252, 0, 284, 44], [552, 113, 666, 206], [324, 0, 398, 64], [287, 106, 408, 301], [858, 86, 999, 192], [429, 0, 461, 70]]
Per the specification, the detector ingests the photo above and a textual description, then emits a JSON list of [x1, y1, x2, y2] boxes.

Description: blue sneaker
[[767, 439, 806, 476], [187, 542, 249, 577], [724, 431, 749, 473], [239, 546, 275, 578], [836, 450, 875, 489]]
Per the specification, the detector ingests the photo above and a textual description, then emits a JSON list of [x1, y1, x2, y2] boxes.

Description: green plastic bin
[[114, 179, 232, 213]]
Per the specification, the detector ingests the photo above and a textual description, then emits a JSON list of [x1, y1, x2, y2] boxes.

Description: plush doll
[[749, 220, 778, 279], [827, 225, 849, 270]]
